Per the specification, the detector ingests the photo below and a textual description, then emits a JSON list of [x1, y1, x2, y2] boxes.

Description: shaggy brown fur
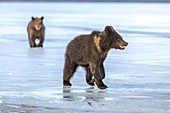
[[63, 26, 128, 89], [27, 16, 45, 48]]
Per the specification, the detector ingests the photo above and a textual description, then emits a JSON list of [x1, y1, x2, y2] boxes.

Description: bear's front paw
[[63, 80, 72, 86], [97, 84, 108, 89], [38, 44, 43, 47], [87, 81, 95, 86], [87, 79, 95, 86]]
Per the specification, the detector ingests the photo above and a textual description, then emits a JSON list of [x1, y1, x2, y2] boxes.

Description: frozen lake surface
[[0, 2, 170, 113]]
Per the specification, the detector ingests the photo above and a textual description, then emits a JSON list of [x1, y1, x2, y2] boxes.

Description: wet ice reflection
[[63, 87, 106, 101]]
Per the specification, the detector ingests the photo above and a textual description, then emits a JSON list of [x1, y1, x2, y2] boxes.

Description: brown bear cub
[[27, 16, 45, 48], [63, 26, 128, 89]]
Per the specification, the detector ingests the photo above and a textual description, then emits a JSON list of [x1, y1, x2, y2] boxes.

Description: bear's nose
[[36, 26, 41, 30]]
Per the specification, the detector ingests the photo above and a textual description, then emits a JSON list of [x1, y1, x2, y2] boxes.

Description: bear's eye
[[117, 38, 121, 43]]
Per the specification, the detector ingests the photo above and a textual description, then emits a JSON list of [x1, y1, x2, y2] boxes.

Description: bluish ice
[[0, 2, 170, 113]]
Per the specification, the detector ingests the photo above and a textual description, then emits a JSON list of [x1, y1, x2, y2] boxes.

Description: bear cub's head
[[104, 26, 128, 50], [31, 16, 44, 31]]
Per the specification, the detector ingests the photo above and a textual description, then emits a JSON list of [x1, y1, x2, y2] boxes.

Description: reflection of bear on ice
[[63, 26, 128, 89], [27, 16, 45, 48]]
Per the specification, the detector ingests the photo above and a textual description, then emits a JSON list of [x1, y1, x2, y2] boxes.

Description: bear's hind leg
[[63, 56, 77, 87]]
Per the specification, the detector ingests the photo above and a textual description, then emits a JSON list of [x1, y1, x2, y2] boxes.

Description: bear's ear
[[32, 17, 35, 20], [41, 16, 44, 20], [104, 26, 114, 35]]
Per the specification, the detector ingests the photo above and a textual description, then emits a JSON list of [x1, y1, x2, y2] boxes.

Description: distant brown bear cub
[[27, 16, 45, 48], [63, 26, 128, 89]]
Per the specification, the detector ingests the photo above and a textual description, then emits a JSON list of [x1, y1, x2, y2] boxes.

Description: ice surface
[[0, 2, 170, 113]]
